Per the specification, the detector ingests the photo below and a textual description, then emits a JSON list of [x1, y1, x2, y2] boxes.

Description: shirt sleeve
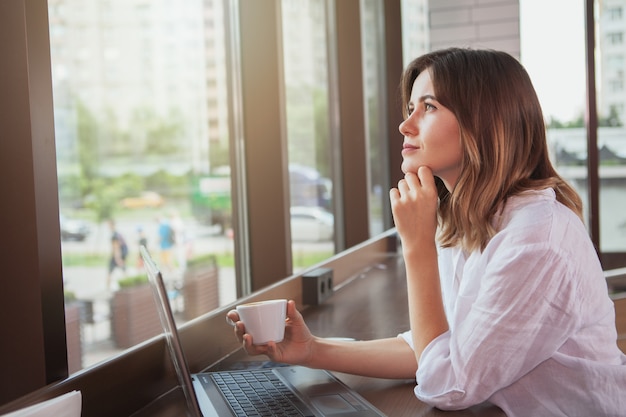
[[407, 241, 581, 410]]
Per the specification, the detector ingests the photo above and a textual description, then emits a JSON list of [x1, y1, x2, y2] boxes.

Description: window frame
[[0, 0, 68, 403]]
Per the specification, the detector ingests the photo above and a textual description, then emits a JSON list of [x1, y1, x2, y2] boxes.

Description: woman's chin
[[401, 162, 418, 175]]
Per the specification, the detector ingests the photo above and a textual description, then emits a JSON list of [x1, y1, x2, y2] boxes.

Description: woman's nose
[[399, 115, 416, 137]]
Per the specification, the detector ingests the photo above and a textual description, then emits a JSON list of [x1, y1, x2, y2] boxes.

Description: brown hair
[[400, 48, 583, 252]]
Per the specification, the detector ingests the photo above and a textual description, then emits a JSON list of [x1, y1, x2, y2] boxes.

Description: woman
[[227, 48, 626, 416]]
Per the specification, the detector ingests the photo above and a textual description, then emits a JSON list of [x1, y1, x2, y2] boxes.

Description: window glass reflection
[[50, 0, 235, 373]]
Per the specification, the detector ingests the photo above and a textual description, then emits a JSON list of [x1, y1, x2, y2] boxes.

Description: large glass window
[[281, 0, 335, 270], [522, 0, 626, 257], [598, 0, 626, 254], [50, 0, 235, 373], [401, 0, 429, 67], [522, 0, 625, 257], [520, 0, 589, 230], [361, 0, 388, 236]]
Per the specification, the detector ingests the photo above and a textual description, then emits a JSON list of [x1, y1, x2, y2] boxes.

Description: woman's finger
[[416, 166, 435, 191], [389, 187, 400, 203], [285, 299, 302, 323], [397, 178, 410, 194], [226, 315, 236, 327]]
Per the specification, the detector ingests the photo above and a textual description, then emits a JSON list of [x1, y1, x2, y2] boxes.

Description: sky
[[519, 0, 587, 121]]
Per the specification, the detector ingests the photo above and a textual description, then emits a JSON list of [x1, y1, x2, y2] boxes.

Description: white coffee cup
[[236, 299, 287, 345]]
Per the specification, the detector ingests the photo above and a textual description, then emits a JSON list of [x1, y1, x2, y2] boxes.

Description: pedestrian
[[136, 226, 148, 269], [227, 48, 626, 416], [106, 219, 127, 290], [170, 210, 188, 271], [157, 216, 175, 271]]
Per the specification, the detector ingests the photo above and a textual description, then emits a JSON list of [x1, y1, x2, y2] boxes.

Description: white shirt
[[399, 188, 626, 417]]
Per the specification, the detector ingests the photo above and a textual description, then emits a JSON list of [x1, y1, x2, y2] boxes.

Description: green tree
[[130, 107, 184, 155], [313, 88, 330, 178], [600, 106, 623, 127], [548, 107, 623, 129], [75, 101, 101, 196], [547, 114, 584, 129], [88, 178, 122, 223], [208, 139, 230, 170]]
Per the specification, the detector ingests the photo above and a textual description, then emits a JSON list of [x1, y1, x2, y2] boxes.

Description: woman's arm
[[403, 241, 448, 359], [390, 167, 449, 361], [307, 337, 417, 379], [227, 300, 417, 379]]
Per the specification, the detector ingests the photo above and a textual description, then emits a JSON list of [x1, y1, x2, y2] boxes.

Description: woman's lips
[[402, 143, 419, 154]]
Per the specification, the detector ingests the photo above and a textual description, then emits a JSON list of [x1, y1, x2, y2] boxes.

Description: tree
[[75, 101, 101, 196], [547, 114, 584, 129], [599, 106, 623, 127], [130, 107, 184, 155]]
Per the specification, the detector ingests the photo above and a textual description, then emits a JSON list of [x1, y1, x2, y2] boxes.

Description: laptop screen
[[140, 245, 203, 417]]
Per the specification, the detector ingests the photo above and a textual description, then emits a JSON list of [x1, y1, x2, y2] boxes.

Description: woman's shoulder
[[484, 189, 591, 258], [498, 188, 581, 231]]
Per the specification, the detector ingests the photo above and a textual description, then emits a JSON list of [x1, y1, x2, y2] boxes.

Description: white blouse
[[399, 188, 626, 417]]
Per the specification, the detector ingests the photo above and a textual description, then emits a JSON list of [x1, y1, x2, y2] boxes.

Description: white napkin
[[1, 391, 81, 417]]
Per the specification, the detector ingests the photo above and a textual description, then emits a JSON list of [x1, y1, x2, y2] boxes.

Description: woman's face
[[399, 70, 462, 191]]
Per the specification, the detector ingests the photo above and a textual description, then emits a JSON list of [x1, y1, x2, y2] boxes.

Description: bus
[[190, 164, 331, 232]]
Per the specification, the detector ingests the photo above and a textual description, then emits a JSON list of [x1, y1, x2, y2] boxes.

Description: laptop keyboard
[[211, 369, 315, 417]]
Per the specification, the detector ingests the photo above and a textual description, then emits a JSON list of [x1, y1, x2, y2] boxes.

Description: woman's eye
[[424, 102, 435, 111]]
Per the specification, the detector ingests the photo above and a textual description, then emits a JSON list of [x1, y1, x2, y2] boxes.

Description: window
[[522, 0, 626, 260], [401, 0, 429, 66], [361, 0, 390, 237], [608, 32, 624, 44], [606, 54, 624, 71], [598, 1, 626, 256], [49, 0, 235, 372], [607, 6, 623, 20], [520, 0, 589, 236], [281, 0, 335, 269], [609, 79, 625, 91]]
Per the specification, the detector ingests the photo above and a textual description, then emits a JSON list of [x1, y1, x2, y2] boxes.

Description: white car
[[59, 214, 90, 241], [290, 206, 334, 242]]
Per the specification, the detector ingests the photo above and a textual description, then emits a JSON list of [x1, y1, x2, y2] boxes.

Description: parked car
[[290, 206, 334, 242], [59, 214, 90, 241], [120, 191, 164, 209]]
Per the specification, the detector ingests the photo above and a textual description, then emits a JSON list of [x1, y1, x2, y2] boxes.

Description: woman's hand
[[226, 300, 315, 366], [228, 301, 420, 379], [389, 166, 439, 251]]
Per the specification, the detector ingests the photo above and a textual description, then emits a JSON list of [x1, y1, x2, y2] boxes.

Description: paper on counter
[[0, 390, 81, 417]]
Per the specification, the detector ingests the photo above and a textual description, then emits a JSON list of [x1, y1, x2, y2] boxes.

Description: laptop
[[140, 246, 385, 417]]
